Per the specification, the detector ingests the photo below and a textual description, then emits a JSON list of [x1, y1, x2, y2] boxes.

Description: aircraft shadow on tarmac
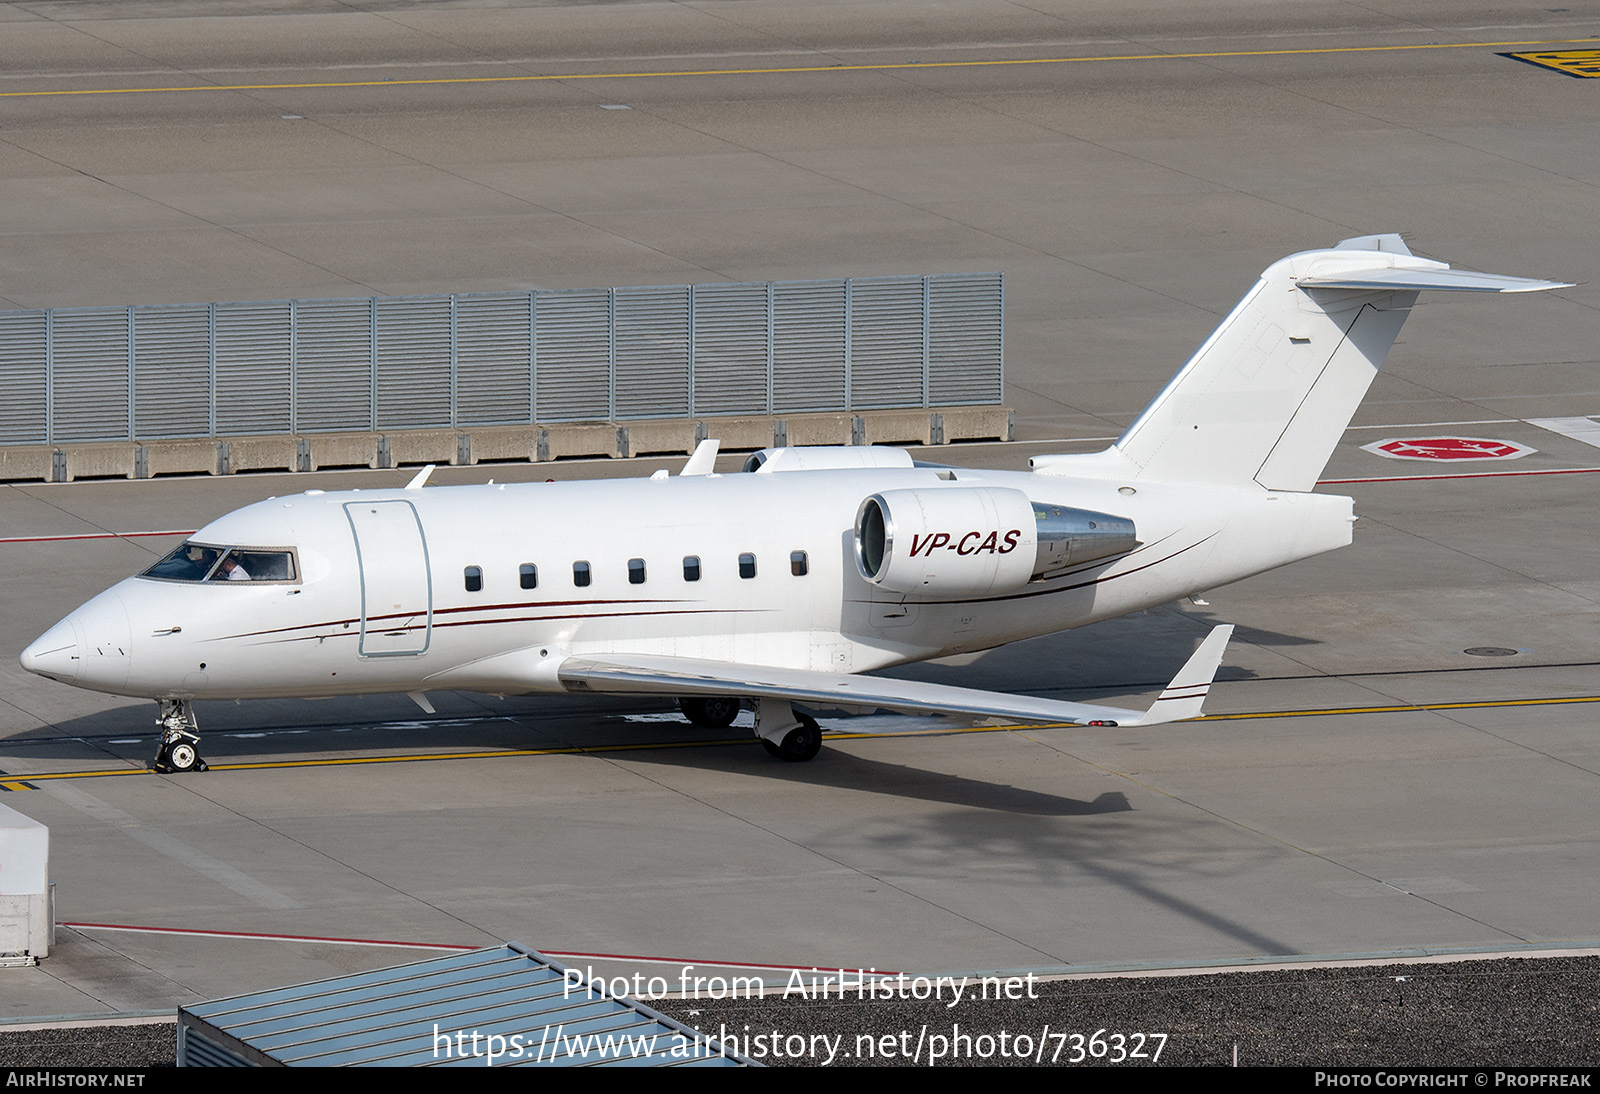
[[6, 699, 1300, 955], [615, 734, 1301, 955], [618, 738, 1138, 817], [10, 695, 1145, 819]]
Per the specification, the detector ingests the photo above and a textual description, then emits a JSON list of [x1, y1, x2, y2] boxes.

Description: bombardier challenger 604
[[21, 236, 1568, 772]]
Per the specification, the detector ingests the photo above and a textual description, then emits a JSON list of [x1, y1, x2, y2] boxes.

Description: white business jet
[[21, 236, 1568, 772]]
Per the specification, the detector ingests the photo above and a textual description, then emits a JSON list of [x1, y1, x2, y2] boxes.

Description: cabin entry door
[[345, 500, 433, 656]]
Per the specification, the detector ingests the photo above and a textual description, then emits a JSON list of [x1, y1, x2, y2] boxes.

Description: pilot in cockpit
[[186, 545, 221, 578], [143, 543, 296, 583]]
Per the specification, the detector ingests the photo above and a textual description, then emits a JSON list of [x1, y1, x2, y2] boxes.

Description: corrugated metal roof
[[179, 943, 754, 1067]]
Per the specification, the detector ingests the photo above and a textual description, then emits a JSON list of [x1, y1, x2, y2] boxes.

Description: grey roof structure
[[178, 942, 753, 1067]]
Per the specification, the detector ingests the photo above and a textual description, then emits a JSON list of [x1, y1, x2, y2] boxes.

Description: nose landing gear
[[152, 699, 209, 773]]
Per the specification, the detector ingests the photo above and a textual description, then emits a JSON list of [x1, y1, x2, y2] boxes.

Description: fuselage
[[21, 456, 1354, 702]]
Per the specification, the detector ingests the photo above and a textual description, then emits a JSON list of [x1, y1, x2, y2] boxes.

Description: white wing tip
[[1127, 624, 1233, 726]]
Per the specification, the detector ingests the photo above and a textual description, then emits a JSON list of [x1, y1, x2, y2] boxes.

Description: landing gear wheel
[[151, 699, 208, 773], [679, 696, 741, 729], [763, 714, 822, 762], [153, 735, 208, 773]]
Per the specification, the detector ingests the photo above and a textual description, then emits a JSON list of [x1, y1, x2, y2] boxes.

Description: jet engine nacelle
[[854, 488, 1138, 597]]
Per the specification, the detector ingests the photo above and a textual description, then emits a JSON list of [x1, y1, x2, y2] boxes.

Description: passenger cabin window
[[142, 542, 298, 584], [628, 558, 646, 585], [790, 550, 808, 577], [683, 556, 701, 582], [464, 565, 483, 593], [519, 563, 538, 590], [573, 561, 591, 588], [739, 553, 757, 579]]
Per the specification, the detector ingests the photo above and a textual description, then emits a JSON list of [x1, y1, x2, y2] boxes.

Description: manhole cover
[[1463, 647, 1519, 657]]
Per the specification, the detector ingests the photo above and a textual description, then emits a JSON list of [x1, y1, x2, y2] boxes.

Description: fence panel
[[51, 308, 130, 442], [848, 278, 926, 410], [772, 280, 848, 414], [295, 299, 373, 433], [133, 305, 211, 439], [214, 301, 293, 436], [1, 272, 1002, 444], [614, 285, 690, 420], [534, 288, 612, 423], [691, 283, 770, 416], [0, 312, 48, 445], [376, 296, 453, 430], [929, 272, 1004, 406], [455, 293, 532, 426]]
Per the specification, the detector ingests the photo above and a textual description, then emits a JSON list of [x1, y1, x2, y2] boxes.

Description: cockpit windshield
[[142, 542, 298, 584]]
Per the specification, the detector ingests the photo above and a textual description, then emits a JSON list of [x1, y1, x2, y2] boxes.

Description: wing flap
[[559, 625, 1232, 728]]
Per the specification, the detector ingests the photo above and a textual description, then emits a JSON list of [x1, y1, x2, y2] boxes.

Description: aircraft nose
[[22, 591, 132, 691], [21, 617, 80, 682]]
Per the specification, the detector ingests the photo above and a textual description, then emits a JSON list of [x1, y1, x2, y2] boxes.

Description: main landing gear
[[677, 696, 741, 729], [152, 699, 209, 773], [754, 698, 822, 763], [676, 695, 823, 761]]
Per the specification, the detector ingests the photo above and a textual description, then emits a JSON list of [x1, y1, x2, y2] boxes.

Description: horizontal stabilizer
[[1297, 267, 1572, 293], [558, 625, 1233, 729]]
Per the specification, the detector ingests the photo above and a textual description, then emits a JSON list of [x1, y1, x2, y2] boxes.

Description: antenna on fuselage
[[680, 439, 720, 476], [404, 464, 436, 490]]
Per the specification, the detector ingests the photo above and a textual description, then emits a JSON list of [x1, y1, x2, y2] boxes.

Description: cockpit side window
[[206, 549, 297, 583], [142, 542, 299, 584]]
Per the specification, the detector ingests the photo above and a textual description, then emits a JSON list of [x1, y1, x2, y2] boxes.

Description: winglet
[[680, 439, 720, 476], [1125, 624, 1233, 726]]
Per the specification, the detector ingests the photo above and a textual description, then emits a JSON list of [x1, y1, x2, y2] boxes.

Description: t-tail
[[1035, 235, 1569, 491]]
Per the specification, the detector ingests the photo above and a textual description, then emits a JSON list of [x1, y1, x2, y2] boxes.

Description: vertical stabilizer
[[1110, 238, 1567, 492]]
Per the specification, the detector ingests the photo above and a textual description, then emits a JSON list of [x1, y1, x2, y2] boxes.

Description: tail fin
[[1107, 235, 1568, 492]]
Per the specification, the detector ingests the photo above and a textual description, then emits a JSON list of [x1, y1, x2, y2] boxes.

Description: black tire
[[770, 714, 822, 762], [679, 696, 741, 729], [167, 742, 199, 772]]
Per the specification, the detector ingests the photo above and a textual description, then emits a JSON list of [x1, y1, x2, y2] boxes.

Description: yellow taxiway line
[[1, 37, 1594, 99], [4, 690, 1598, 785]]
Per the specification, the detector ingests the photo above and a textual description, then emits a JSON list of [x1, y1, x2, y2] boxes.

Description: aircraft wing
[[558, 624, 1233, 728]]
